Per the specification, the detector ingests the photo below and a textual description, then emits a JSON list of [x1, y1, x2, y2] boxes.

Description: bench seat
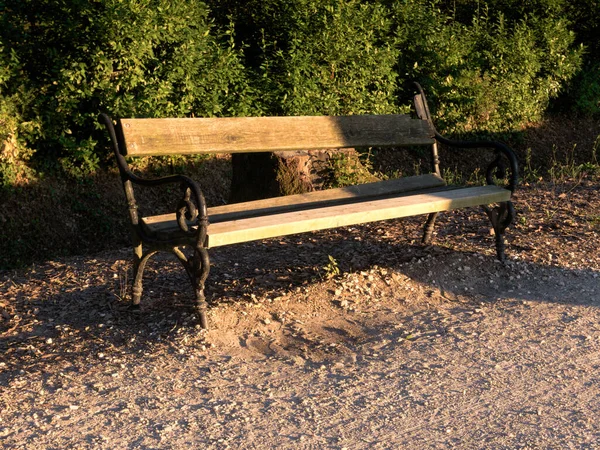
[[141, 174, 510, 247]]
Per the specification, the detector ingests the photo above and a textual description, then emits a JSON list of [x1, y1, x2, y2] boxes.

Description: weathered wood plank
[[141, 185, 510, 246], [205, 186, 510, 247], [142, 174, 446, 233], [210, 173, 445, 222], [413, 94, 428, 121], [119, 115, 434, 156]]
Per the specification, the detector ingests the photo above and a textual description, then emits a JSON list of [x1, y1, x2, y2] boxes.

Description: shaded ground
[[1, 179, 599, 449]]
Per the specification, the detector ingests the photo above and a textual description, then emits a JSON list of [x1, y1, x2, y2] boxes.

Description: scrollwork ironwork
[[412, 82, 519, 193], [177, 186, 199, 234], [486, 151, 508, 186], [99, 113, 211, 327]]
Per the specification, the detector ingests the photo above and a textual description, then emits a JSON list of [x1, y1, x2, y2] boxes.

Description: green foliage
[[442, 166, 485, 186], [447, 0, 599, 117], [322, 255, 340, 279], [262, 0, 400, 116], [0, 45, 38, 186], [0, 0, 596, 187], [572, 63, 600, 116], [563, 0, 600, 57], [523, 148, 543, 183], [207, 0, 400, 116], [320, 151, 377, 189], [0, 0, 254, 180], [392, 0, 582, 134], [548, 144, 600, 183], [210, 0, 585, 131]]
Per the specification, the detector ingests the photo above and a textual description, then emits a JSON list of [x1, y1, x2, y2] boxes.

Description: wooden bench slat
[[210, 173, 446, 222], [142, 173, 446, 233], [120, 115, 435, 156], [205, 185, 510, 247], [141, 184, 510, 247]]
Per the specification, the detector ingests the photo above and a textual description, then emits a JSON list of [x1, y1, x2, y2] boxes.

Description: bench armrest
[[413, 83, 519, 193], [129, 172, 208, 241], [99, 113, 208, 244]]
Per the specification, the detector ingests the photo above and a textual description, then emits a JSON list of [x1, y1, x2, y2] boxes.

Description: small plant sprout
[[323, 255, 341, 279]]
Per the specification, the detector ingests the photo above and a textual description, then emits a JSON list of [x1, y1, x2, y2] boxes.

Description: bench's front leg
[[175, 185, 211, 328], [172, 245, 210, 329], [484, 201, 515, 262], [193, 247, 210, 329]]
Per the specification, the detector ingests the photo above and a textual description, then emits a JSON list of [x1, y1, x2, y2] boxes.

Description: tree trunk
[[229, 149, 377, 203]]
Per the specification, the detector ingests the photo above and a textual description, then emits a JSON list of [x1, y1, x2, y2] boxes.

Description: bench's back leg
[[129, 226, 145, 307], [131, 249, 157, 307], [422, 212, 439, 245], [413, 92, 441, 177]]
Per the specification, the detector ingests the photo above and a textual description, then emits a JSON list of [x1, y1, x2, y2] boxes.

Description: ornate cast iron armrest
[[99, 113, 208, 243], [413, 83, 519, 193]]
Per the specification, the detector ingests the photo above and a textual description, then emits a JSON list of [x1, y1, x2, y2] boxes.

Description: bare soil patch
[[1, 179, 599, 449]]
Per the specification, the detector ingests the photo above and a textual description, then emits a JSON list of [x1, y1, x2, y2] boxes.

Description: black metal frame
[[413, 82, 518, 261], [99, 114, 210, 328]]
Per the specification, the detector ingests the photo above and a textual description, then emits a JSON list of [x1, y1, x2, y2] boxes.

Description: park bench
[[100, 83, 518, 328]]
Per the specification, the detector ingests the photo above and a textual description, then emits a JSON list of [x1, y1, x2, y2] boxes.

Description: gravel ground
[[1, 179, 599, 449]]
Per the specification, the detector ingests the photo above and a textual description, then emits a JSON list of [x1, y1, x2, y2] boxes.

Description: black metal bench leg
[[196, 290, 208, 329], [193, 247, 211, 329], [422, 212, 439, 245], [173, 246, 211, 329], [131, 250, 156, 308], [483, 201, 515, 262], [495, 232, 506, 262]]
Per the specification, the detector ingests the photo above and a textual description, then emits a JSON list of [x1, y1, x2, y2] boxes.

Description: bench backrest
[[118, 114, 434, 156]]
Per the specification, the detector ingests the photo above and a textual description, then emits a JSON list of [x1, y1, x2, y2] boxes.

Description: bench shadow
[[205, 217, 599, 309], [1, 215, 599, 386]]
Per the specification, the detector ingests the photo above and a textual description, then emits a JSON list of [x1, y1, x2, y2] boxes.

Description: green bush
[[259, 0, 400, 116], [208, 0, 401, 116], [572, 63, 600, 116], [0, 45, 38, 186], [209, 0, 583, 133], [447, 0, 599, 117], [0, 0, 593, 186], [391, 0, 582, 134], [0, 0, 254, 180]]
